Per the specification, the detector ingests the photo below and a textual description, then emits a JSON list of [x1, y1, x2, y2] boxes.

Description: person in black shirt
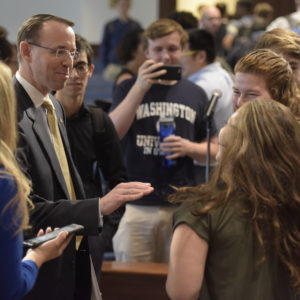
[[55, 34, 127, 280]]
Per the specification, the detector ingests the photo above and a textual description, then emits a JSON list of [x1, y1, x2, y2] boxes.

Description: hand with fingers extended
[[23, 227, 73, 269], [100, 182, 154, 215], [134, 59, 167, 92], [160, 135, 191, 159]]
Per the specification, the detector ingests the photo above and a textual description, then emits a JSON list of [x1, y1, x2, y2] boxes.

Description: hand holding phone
[[23, 225, 77, 269], [153, 64, 182, 81], [23, 224, 84, 248]]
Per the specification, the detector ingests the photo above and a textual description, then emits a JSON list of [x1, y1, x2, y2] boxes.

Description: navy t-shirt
[[112, 78, 216, 206]]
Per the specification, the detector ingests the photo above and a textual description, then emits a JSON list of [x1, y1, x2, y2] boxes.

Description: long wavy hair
[[170, 99, 300, 292], [0, 61, 32, 233]]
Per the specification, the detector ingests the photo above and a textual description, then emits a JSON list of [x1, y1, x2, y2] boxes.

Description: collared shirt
[[16, 72, 52, 139], [16, 72, 46, 107], [267, 11, 300, 31], [188, 61, 234, 133]]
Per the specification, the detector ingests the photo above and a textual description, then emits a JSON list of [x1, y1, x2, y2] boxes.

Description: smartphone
[[23, 224, 84, 248], [154, 64, 182, 80], [159, 117, 176, 168]]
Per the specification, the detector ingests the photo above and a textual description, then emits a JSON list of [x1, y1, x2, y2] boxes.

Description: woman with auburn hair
[[0, 62, 72, 299], [233, 48, 300, 117], [166, 99, 300, 300]]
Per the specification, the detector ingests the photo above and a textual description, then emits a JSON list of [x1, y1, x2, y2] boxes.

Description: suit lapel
[[32, 108, 70, 198], [14, 78, 70, 199]]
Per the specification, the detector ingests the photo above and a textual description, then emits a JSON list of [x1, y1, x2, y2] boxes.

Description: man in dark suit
[[15, 14, 153, 300]]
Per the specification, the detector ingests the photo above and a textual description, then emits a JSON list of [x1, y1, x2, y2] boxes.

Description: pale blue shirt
[[188, 61, 234, 133]]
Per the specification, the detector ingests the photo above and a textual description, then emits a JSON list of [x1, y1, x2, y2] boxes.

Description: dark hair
[[237, 0, 253, 12], [17, 14, 74, 61], [0, 26, 13, 63], [116, 28, 144, 63], [216, 3, 227, 18], [168, 11, 198, 30], [75, 34, 94, 65], [188, 29, 216, 63]]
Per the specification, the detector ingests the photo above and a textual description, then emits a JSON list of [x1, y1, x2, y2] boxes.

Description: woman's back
[[167, 99, 300, 300], [174, 199, 295, 300]]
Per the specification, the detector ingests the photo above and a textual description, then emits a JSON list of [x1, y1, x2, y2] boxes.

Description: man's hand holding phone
[[135, 60, 166, 92]]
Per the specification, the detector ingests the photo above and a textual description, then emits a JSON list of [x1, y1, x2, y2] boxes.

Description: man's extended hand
[[100, 182, 154, 215]]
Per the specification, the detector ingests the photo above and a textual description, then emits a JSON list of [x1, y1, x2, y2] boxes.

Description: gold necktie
[[43, 98, 82, 249], [43, 97, 76, 200]]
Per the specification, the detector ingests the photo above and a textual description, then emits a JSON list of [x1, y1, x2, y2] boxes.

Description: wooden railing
[[100, 261, 170, 300]]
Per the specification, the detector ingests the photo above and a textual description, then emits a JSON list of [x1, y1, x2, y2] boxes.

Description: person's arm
[[28, 181, 153, 235], [160, 135, 218, 164], [17, 123, 153, 233], [166, 223, 208, 300], [0, 177, 71, 300], [109, 59, 166, 139]]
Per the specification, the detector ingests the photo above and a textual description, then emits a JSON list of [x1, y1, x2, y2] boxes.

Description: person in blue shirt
[[0, 61, 72, 300], [99, 0, 142, 81]]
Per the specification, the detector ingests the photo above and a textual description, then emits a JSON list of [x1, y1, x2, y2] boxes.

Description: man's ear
[[19, 41, 32, 62], [196, 50, 207, 63], [88, 64, 95, 78]]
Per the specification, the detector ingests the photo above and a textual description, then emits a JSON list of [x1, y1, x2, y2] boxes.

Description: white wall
[[0, 0, 159, 44], [81, 0, 159, 43], [177, 0, 238, 18]]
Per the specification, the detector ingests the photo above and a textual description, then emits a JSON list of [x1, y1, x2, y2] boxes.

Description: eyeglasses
[[28, 42, 79, 60], [182, 50, 198, 57], [72, 62, 89, 75]]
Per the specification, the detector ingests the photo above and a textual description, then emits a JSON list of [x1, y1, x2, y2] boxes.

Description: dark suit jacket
[[14, 77, 100, 300]]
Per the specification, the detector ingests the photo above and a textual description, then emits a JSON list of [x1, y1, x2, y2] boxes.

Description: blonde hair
[[235, 48, 300, 116], [143, 18, 188, 50], [170, 99, 300, 293], [109, 0, 130, 8], [256, 28, 300, 59], [0, 61, 32, 233]]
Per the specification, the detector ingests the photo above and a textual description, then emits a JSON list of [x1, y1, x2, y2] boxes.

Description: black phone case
[[23, 224, 84, 248], [155, 64, 182, 80]]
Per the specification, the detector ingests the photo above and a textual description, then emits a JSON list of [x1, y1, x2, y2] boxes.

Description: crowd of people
[[1, 0, 300, 299]]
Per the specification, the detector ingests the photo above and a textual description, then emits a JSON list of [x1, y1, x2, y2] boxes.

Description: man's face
[[61, 50, 94, 100], [27, 20, 76, 95], [116, 0, 130, 15], [202, 7, 222, 35], [232, 72, 271, 111], [145, 32, 183, 65], [281, 52, 300, 87]]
